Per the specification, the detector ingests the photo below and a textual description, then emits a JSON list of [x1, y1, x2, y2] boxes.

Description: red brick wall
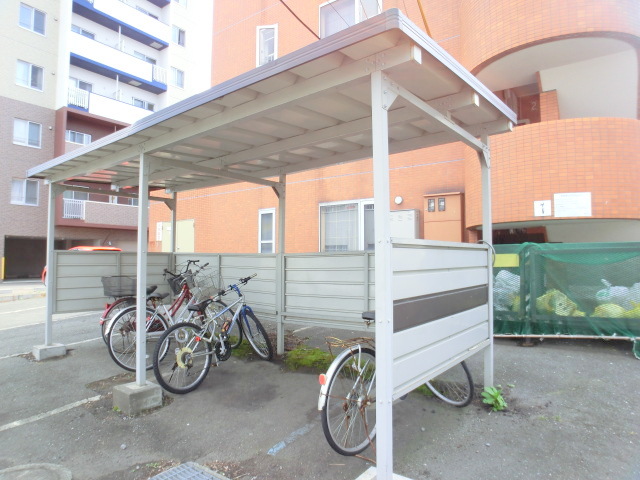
[[460, 0, 640, 72], [465, 118, 640, 227]]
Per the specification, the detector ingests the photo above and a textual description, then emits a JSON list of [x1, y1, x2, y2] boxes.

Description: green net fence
[[493, 242, 640, 358]]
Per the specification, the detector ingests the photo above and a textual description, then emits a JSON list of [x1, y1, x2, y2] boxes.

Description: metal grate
[[150, 462, 229, 480]]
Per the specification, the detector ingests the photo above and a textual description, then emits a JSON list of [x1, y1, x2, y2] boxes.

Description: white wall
[[540, 49, 637, 119]]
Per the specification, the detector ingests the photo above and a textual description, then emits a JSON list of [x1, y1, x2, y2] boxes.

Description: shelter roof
[[28, 9, 515, 193]]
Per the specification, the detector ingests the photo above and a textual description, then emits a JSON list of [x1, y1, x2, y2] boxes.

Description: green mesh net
[[493, 242, 640, 359]]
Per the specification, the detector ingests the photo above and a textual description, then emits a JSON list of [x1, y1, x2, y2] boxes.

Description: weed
[[112, 406, 121, 413], [481, 385, 508, 411]]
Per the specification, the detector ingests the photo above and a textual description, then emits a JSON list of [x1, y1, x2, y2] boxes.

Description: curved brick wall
[[464, 118, 640, 229], [460, 0, 640, 72]]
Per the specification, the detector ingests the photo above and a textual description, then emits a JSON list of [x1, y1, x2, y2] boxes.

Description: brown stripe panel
[[393, 285, 488, 333]]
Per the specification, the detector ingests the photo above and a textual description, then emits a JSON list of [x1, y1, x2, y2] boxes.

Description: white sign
[[534, 200, 552, 217], [554, 192, 592, 217]]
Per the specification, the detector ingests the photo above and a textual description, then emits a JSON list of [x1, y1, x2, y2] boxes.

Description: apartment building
[[1, 0, 212, 278], [149, 0, 639, 255]]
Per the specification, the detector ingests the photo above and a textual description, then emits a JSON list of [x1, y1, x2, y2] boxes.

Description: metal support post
[[274, 175, 286, 355], [371, 70, 395, 480], [479, 134, 494, 387], [136, 152, 150, 386]]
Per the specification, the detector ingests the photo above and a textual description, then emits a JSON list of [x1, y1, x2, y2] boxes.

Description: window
[[13, 119, 41, 147], [319, 0, 380, 38], [19, 3, 45, 34], [134, 51, 157, 64], [11, 179, 39, 206], [66, 130, 92, 145], [71, 24, 94, 39], [259, 208, 276, 253], [69, 77, 92, 92], [133, 98, 155, 111], [63, 190, 88, 201], [16, 60, 43, 90], [256, 25, 278, 67], [172, 25, 186, 46], [110, 196, 138, 206], [319, 200, 374, 252], [438, 198, 446, 211], [171, 67, 184, 88]]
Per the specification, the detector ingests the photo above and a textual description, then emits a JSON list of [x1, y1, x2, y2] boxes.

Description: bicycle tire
[[208, 300, 242, 349], [153, 322, 213, 394], [241, 309, 273, 360], [425, 360, 474, 407], [320, 347, 376, 456], [100, 297, 136, 344], [107, 306, 169, 372]]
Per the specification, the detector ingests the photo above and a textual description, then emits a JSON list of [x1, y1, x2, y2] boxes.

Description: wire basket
[[192, 271, 219, 300], [101, 276, 136, 297], [167, 272, 193, 295]]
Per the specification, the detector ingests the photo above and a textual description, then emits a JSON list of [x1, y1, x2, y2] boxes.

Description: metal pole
[[371, 70, 394, 480], [136, 152, 150, 386], [44, 183, 59, 346], [276, 175, 286, 355], [479, 135, 494, 387]]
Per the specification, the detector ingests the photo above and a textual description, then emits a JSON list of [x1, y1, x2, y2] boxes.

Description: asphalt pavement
[[0, 288, 638, 480]]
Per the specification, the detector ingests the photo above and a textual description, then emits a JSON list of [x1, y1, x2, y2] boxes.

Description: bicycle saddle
[[187, 298, 213, 312]]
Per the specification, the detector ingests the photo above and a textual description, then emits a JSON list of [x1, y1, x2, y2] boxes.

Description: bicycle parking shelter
[[29, 9, 515, 479]]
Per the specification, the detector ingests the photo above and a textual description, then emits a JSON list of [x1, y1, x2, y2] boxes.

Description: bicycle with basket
[[105, 260, 239, 372]]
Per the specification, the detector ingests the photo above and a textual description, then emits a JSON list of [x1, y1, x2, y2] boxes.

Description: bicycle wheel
[[425, 360, 474, 407], [107, 306, 168, 372], [208, 300, 242, 348], [241, 309, 273, 360], [153, 322, 213, 394], [320, 347, 376, 456], [100, 297, 136, 344]]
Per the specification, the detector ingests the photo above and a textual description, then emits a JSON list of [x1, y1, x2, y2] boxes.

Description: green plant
[[481, 385, 507, 411], [283, 346, 333, 372]]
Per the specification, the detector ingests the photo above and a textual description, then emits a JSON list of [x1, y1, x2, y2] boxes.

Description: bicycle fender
[[317, 346, 361, 411]]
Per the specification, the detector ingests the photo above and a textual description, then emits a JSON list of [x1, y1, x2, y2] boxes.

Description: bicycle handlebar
[[217, 273, 257, 297]]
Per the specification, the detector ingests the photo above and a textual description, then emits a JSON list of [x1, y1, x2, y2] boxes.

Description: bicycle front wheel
[[321, 347, 376, 456], [153, 322, 213, 394], [107, 306, 168, 372], [425, 360, 474, 407], [241, 310, 273, 360]]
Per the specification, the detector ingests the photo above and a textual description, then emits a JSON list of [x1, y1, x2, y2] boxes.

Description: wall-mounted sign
[[554, 192, 592, 217], [534, 200, 552, 217]]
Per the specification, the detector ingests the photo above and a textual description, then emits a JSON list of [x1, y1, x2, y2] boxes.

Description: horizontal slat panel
[[394, 305, 489, 358], [286, 269, 365, 283], [392, 245, 488, 272], [286, 253, 367, 270], [285, 282, 365, 297], [392, 268, 488, 300], [393, 323, 489, 392]]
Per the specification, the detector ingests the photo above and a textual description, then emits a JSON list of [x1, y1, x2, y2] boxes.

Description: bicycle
[[98, 276, 165, 344], [152, 273, 273, 394], [317, 310, 474, 456], [106, 260, 239, 371]]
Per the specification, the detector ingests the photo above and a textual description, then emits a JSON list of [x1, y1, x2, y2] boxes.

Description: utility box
[[390, 209, 419, 239], [423, 192, 464, 242]]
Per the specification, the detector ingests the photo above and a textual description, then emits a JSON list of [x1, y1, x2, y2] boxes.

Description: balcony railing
[[70, 31, 167, 93], [67, 87, 155, 124], [63, 198, 85, 219]]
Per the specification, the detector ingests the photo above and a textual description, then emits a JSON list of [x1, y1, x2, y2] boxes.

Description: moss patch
[[283, 346, 333, 373]]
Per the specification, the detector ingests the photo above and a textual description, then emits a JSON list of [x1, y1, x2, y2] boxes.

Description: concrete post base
[[355, 467, 413, 480], [113, 382, 163, 415], [32, 344, 67, 361]]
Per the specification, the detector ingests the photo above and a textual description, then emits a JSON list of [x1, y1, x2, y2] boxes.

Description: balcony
[[68, 86, 154, 124], [69, 31, 167, 94], [61, 198, 138, 228], [73, 0, 169, 50]]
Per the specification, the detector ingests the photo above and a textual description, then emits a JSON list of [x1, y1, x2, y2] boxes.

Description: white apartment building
[[0, 0, 213, 278]]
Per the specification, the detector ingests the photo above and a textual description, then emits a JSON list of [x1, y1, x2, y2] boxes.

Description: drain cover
[[150, 462, 230, 480]]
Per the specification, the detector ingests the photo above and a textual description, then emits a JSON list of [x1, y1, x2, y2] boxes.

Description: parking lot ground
[[0, 297, 639, 480]]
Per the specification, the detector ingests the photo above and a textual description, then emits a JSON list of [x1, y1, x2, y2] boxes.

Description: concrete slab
[[32, 344, 67, 360], [355, 466, 413, 480], [112, 381, 163, 415]]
